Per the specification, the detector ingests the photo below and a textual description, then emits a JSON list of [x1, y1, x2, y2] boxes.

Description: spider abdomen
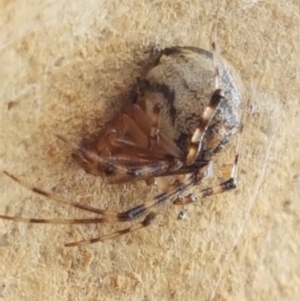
[[137, 46, 243, 160]]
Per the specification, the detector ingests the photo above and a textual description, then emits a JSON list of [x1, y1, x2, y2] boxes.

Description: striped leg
[[150, 103, 163, 143], [174, 124, 243, 206], [173, 178, 236, 206], [185, 40, 223, 165], [1, 168, 191, 224], [185, 90, 223, 165], [1, 171, 191, 247], [1, 123, 243, 246], [1, 131, 238, 247], [65, 212, 156, 247], [2, 170, 114, 215]]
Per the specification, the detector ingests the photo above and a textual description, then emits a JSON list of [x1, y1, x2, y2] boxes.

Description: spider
[[1, 39, 244, 247]]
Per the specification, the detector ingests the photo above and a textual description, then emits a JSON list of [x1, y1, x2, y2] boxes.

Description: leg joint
[[223, 178, 237, 190]]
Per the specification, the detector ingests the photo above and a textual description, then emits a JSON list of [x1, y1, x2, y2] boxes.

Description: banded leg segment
[[173, 178, 236, 206], [1, 169, 190, 225], [2, 170, 115, 215], [185, 90, 223, 165], [174, 124, 243, 206], [185, 31, 223, 166], [150, 103, 163, 142], [65, 212, 156, 247], [65, 150, 238, 247]]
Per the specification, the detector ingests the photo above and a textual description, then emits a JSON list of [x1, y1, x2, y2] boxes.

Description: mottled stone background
[[0, 1, 299, 301]]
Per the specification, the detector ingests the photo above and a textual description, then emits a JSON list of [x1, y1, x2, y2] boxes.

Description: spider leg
[[97, 158, 183, 184], [0, 155, 185, 225], [173, 178, 236, 206], [111, 104, 178, 156], [1, 120, 239, 243], [130, 104, 182, 158], [65, 212, 156, 247], [0, 177, 187, 226], [2, 170, 115, 215], [186, 90, 223, 165], [175, 193, 197, 206], [0, 214, 108, 225], [186, 36, 223, 166], [174, 123, 243, 206], [1, 126, 185, 227], [150, 103, 163, 143], [60, 130, 183, 184], [70, 105, 183, 180], [1, 157, 183, 225]]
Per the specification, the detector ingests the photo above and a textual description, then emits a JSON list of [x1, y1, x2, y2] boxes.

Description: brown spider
[[1, 40, 244, 247]]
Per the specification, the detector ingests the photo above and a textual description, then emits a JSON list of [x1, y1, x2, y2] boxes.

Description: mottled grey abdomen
[[136, 46, 243, 161]]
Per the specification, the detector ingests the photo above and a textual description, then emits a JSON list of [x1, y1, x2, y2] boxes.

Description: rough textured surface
[[0, 1, 299, 301]]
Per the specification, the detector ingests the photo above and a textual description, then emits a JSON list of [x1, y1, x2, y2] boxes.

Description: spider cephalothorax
[[1, 44, 244, 247]]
